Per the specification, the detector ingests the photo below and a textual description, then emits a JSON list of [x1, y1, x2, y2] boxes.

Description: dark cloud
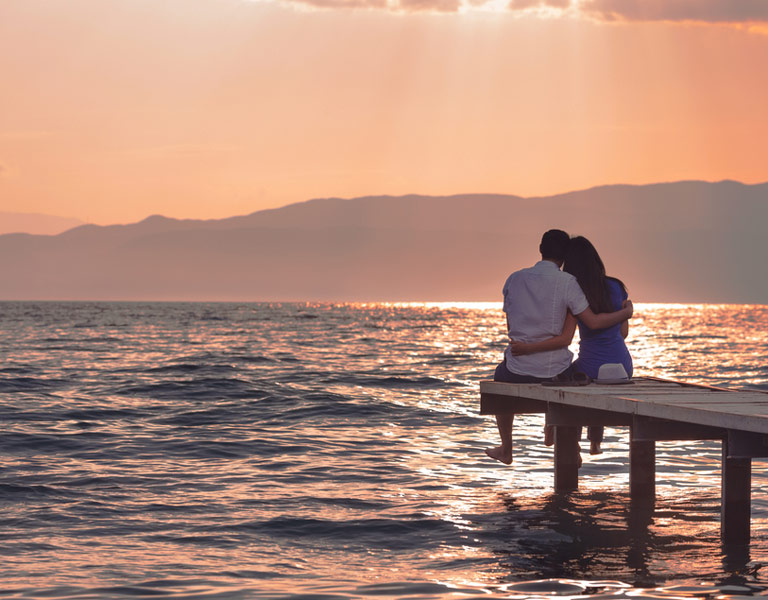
[[580, 0, 768, 23]]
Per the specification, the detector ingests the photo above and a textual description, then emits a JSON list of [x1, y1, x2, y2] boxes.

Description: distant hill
[[1, 180, 767, 302], [0, 211, 83, 236]]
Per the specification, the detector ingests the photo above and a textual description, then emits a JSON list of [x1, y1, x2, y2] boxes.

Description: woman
[[509, 236, 632, 454]]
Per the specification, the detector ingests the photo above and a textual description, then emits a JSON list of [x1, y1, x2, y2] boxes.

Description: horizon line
[[0, 299, 766, 308]]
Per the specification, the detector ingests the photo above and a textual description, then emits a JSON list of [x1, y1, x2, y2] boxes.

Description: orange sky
[[1, 0, 767, 224]]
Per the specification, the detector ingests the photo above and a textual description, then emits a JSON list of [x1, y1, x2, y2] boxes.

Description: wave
[[0, 482, 72, 498], [0, 377, 70, 392], [113, 378, 258, 400], [145, 363, 240, 374], [2, 302, 768, 597], [210, 516, 463, 550], [325, 374, 452, 388], [0, 432, 103, 454]]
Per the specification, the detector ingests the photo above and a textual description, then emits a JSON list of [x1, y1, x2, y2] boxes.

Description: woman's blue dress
[[573, 277, 633, 379]]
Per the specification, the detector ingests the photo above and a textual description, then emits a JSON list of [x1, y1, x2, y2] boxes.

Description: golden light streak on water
[[628, 304, 768, 387], [352, 302, 768, 391], [365, 301, 768, 592]]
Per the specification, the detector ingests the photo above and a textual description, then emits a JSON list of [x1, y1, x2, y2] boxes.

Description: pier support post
[[722, 441, 751, 544], [629, 434, 655, 507], [554, 426, 579, 491]]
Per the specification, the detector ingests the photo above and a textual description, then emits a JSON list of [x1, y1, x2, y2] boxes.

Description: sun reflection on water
[[627, 304, 768, 388]]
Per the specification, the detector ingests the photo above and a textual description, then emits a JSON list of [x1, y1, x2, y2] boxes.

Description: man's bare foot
[[590, 440, 603, 455], [485, 445, 512, 465], [544, 425, 554, 447]]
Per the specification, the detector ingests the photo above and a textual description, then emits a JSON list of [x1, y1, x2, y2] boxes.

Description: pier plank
[[479, 376, 768, 543], [479, 379, 768, 434]]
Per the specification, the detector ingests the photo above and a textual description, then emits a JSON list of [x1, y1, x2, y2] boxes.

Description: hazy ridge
[[3, 180, 767, 302], [0, 211, 84, 236]]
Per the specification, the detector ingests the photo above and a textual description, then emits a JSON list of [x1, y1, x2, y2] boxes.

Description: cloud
[[398, 0, 461, 11], [509, 0, 570, 8], [579, 0, 768, 24], [270, 0, 768, 19], [280, 0, 460, 11], [290, 0, 389, 9]]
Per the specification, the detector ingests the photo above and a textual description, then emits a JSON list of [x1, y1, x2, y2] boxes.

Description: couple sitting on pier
[[486, 229, 634, 465]]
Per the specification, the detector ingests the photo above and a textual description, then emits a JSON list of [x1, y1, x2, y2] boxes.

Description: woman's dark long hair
[[563, 236, 627, 314]]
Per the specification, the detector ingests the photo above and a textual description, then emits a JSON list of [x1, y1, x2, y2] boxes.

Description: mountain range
[[2, 180, 767, 302], [0, 212, 84, 236]]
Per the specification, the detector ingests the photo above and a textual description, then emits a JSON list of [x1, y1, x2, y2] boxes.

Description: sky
[[1, 0, 768, 225]]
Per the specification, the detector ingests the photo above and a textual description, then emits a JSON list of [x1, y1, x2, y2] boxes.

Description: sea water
[[1, 301, 767, 599]]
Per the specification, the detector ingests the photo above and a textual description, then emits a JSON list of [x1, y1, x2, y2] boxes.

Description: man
[[485, 229, 633, 465]]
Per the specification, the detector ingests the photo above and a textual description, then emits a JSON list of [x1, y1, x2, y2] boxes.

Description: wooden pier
[[480, 377, 768, 544]]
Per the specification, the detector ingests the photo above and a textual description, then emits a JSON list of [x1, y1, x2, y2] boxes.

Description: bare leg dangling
[[485, 414, 513, 465]]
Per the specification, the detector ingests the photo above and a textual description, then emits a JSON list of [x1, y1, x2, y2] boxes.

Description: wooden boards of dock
[[479, 376, 768, 544]]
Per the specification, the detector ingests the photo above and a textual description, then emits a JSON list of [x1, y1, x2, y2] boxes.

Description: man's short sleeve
[[566, 277, 589, 315]]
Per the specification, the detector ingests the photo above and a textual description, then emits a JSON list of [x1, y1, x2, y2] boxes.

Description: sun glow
[[375, 302, 501, 310]]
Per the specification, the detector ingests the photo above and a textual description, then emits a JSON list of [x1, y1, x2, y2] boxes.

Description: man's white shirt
[[502, 260, 590, 378]]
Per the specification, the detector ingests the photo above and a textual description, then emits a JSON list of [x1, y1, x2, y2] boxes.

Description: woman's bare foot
[[544, 425, 554, 447], [485, 445, 512, 465], [590, 440, 603, 455]]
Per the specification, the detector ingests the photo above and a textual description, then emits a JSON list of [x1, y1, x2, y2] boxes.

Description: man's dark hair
[[539, 229, 570, 262]]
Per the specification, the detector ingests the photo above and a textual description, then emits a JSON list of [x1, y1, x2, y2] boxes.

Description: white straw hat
[[595, 363, 632, 385]]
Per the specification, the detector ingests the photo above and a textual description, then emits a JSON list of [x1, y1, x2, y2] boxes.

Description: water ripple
[[0, 301, 767, 598]]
